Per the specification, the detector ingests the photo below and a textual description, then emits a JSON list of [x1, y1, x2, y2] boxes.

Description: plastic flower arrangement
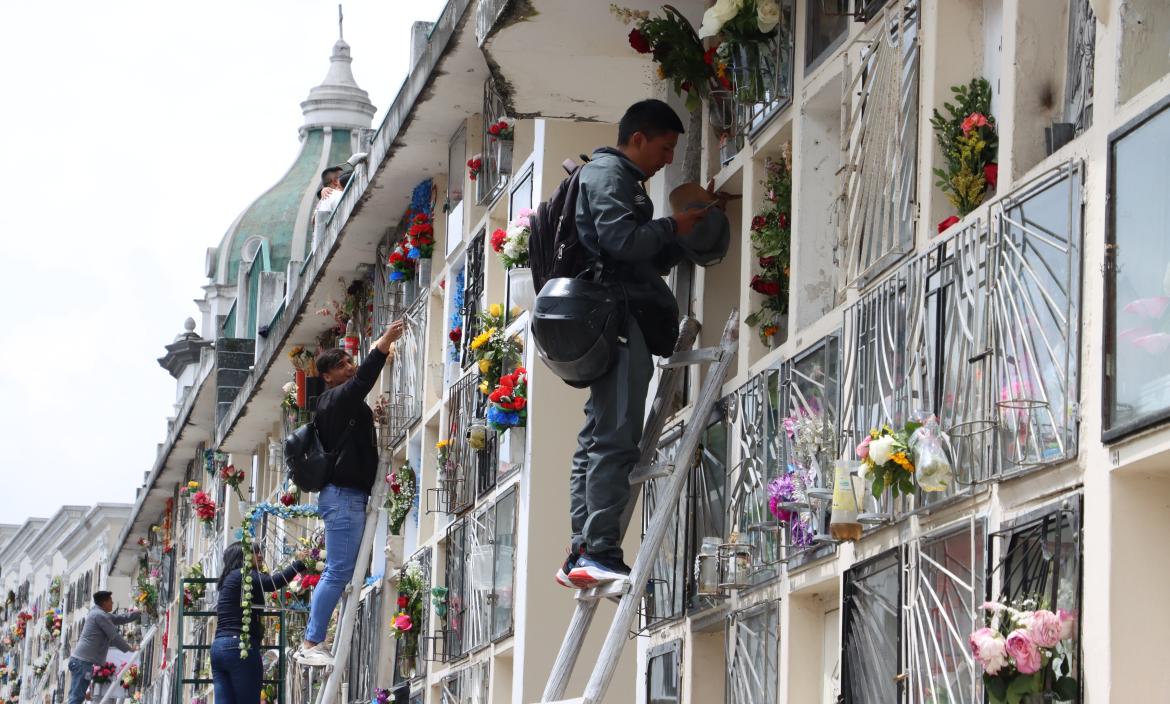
[[43, 609, 62, 639], [383, 463, 417, 535], [219, 464, 247, 501], [487, 368, 528, 431], [134, 564, 158, 616], [448, 268, 465, 362], [119, 664, 140, 689], [288, 346, 318, 377], [931, 78, 998, 226], [766, 472, 814, 547], [91, 662, 117, 685], [13, 612, 32, 641], [745, 148, 792, 344], [490, 209, 533, 269], [387, 243, 415, 282], [970, 599, 1078, 703], [182, 563, 207, 609], [189, 490, 218, 526], [486, 117, 515, 142], [611, 4, 715, 111], [856, 424, 917, 499], [470, 304, 521, 395], [373, 688, 392, 704], [697, 0, 781, 103], [435, 439, 452, 473], [260, 684, 278, 704], [467, 155, 483, 182], [391, 560, 426, 655], [405, 213, 435, 260]]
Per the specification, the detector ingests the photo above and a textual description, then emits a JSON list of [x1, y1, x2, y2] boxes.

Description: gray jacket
[[575, 147, 685, 355], [71, 606, 139, 664]]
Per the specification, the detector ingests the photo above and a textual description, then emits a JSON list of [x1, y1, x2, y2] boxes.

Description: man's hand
[[705, 178, 740, 210], [375, 320, 406, 354], [672, 206, 709, 236]]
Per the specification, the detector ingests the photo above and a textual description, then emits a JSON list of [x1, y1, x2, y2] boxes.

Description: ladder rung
[[575, 580, 628, 603], [629, 462, 673, 485], [181, 679, 213, 685], [659, 347, 723, 368], [183, 610, 216, 617]]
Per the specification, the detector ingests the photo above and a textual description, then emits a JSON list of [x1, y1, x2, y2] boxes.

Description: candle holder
[[717, 533, 757, 593]]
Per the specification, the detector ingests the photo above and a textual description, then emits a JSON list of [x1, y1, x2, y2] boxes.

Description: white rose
[[868, 435, 896, 465], [318, 549, 326, 560], [698, 0, 744, 38], [506, 225, 525, 240], [317, 561, 327, 572], [282, 382, 296, 395], [757, 0, 781, 33]]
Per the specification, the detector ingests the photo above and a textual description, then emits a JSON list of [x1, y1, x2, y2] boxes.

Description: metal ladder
[[540, 310, 739, 704], [305, 471, 390, 704]]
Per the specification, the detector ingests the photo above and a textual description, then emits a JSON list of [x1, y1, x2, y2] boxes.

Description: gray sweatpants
[[569, 320, 653, 562]]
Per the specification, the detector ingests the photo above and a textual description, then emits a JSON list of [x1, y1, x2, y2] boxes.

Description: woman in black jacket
[[211, 542, 305, 704]]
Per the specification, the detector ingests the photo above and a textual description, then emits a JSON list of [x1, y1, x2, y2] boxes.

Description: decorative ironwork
[[464, 504, 494, 653], [841, 549, 902, 703], [440, 660, 490, 704], [715, 0, 795, 165], [477, 76, 509, 204], [906, 522, 985, 703], [725, 601, 780, 704], [643, 425, 687, 626], [444, 519, 467, 660], [385, 293, 428, 449], [646, 641, 682, 704], [1064, 0, 1096, 134], [837, 0, 920, 291], [490, 487, 518, 641], [445, 371, 480, 514], [460, 231, 486, 369], [989, 163, 1083, 470], [727, 372, 783, 582]]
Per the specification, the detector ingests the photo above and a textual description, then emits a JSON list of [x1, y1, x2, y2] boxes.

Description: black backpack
[[529, 156, 594, 294], [283, 420, 352, 492]]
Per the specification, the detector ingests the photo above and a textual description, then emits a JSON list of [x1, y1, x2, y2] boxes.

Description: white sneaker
[[294, 643, 334, 667]]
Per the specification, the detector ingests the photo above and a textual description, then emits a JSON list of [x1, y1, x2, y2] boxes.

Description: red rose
[[628, 28, 651, 54], [751, 215, 767, 231], [937, 215, 960, 234], [984, 163, 998, 190], [750, 275, 781, 297], [515, 367, 526, 375], [489, 389, 506, 403], [759, 256, 777, 268], [449, 326, 462, 343], [491, 228, 507, 252], [389, 251, 404, 264], [778, 213, 789, 229], [390, 483, 401, 494], [512, 397, 527, 411], [398, 595, 409, 609], [703, 45, 718, 65], [488, 123, 501, 136]]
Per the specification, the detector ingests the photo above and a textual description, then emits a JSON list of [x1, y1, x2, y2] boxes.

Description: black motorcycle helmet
[[531, 277, 624, 388]]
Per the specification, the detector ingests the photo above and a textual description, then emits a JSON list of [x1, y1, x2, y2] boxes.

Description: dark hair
[[93, 591, 112, 606], [321, 166, 343, 183], [218, 542, 247, 589], [316, 348, 350, 377], [617, 99, 686, 146]]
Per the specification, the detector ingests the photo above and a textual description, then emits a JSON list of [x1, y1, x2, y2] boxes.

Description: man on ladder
[[294, 319, 405, 666]]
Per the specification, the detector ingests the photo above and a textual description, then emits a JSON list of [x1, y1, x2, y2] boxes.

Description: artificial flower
[[398, 595, 409, 609], [984, 162, 999, 190], [628, 27, 651, 53], [855, 435, 871, 460], [937, 215, 960, 234], [757, 0, 781, 33], [1004, 629, 1042, 674], [868, 435, 896, 465], [1027, 609, 1063, 648], [698, 0, 744, 38], [969, 627, 1008, 675], [961, 112, 989, 134], [489, 303, 503, 318]]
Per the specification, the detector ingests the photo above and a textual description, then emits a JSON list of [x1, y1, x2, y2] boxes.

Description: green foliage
[[930, 78, 998, 216], [745, 150, 793, 345]]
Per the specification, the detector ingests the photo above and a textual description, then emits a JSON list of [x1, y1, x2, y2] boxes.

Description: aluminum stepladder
[[540, 310, 739, 704], [306, 470, 390, 704]]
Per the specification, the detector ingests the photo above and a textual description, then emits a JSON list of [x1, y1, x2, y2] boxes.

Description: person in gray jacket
[[560, 99, 710, 588], [67, 591, 140, 704]]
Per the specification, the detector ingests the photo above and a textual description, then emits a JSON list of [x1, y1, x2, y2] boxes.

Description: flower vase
[[507, 267, 536, 311], [417, 258, 433, 289], [295, 370, 306, 409], [499, 426, 526, 476], [494, 138, 514, 176]]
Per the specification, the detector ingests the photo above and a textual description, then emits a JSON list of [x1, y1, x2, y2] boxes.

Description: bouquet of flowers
[[31, 656, 49, 679], [391, 560, 426, 648], [470, 304, 521, 395], [279, 486, 302, 507], [219, 464, 247, 501], [970, 600, 1078, 703], [467, 155, 483, 182], [405, 213, 435, 260], [766, 472, 814, 547], [856, 423, 918, 499], [387, 243, 415, 282], [612, 4, 717, 111], [182, 564, 207, 609], [435, 439, 452, 472], [14, 612, 32, 641], [487, 368, 528, 431], [288, 345, 318, 377], [91, 662, 117, 685], [383, 463, 417, 535], [134, 569, 158, 615], [491, 210, 533, 269], [43, 610, 62, 639], [931, 78, 998, 226], [189, 490, 218, 526], [745, 149, 792, 344], [297, 535, 328, 575], [487, 117, 515, 142], [119, 664, 140, 689]]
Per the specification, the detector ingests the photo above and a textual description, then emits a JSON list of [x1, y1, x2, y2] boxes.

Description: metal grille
[[643, 426, 686, 626], [906, 522, 985, 704], [490, 488, 517, 640], [440, 660, 490, 704], [393, 549, 431, 686], [725, 601, 780, 704], [375, 226, 420, 332], [444, 519, 467, 661], [345, 587, 382, 704], [476, 76, 508, 204], [460, 232, 486, 369], [646, 641, 682, 704], [464, 505, 494, 653], [385, 293, 428, 449], [715, 0, 796, 165], [445, 371, 480, 514], [1064, 0, 1096, 133], [727, 372, 783, 581], [837, 0, 920, 291], [842, 549, 902, 703], [989, 163, 1083, 470]]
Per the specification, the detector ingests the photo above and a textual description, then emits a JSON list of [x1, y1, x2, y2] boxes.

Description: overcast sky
[[0, 0, 448, 527]]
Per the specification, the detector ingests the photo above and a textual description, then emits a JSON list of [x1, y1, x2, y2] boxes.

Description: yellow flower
[[478, 381, 490, 395], [188, 481, 199, 490], [478, 359, 492, 374], [435, 439, 449, 450], [489, 303, 503, 318], [470, 330, 492, 350], [892, 452, 915, 473]]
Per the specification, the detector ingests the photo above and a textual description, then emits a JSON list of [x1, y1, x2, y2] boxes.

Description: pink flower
[[961, 112, 989, 134], [855, 435, 871, 460], [969, 627, 1008, 675], [1057, 609, 1077, 641], [393, 614, 413, 633], [1027, 609, 1063, 648], [1005, 629, 1042, 674]]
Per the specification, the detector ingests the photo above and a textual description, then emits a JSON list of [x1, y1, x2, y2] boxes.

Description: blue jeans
[[67, 657, 93, 704], [305, 484, 368, 643], [210, 635, 261, 704]]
